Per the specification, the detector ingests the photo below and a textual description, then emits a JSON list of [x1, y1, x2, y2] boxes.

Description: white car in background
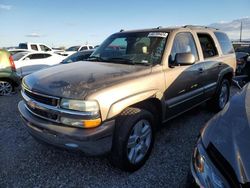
[[13, 51, 65, 77], [18, 42, 64, 53], [61, 45, 94, 56]]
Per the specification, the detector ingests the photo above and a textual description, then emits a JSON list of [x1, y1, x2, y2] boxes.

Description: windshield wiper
[[105, 57, 136, 65], [87, 56, 105, 62]]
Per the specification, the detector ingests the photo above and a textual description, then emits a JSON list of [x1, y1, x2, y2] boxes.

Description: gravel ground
[[0, 86, 240, 188]]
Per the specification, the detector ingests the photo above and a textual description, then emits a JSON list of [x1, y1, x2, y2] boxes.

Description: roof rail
[[183, 25, 219, 30], [120, 29, 124, 32]]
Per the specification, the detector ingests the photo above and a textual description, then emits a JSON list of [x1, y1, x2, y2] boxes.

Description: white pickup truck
[[18, 42, 63, 53]]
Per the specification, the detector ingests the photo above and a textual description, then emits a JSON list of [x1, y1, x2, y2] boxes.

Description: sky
[[0, 0, 250, 48]]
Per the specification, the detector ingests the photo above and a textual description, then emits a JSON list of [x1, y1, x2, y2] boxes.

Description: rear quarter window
[[214, 32, 234, 55]]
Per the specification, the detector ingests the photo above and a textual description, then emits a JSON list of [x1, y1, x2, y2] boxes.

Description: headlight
[[193, 145, 225, 188], [60, 99, 101, 128], [60, 99, 99, 113]]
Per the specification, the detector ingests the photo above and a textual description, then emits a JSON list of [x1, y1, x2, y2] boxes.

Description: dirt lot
[[0, 87, 239, 187]]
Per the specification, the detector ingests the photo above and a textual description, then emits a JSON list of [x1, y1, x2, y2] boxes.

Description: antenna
[[240, 21, 243, 42]]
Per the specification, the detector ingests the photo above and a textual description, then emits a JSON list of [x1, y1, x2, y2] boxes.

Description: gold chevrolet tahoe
[[18, 26, 236, 171]]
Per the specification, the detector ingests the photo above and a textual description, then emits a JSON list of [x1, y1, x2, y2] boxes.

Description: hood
[[202, 84, 250, 184], [23, 61, 151, 99]]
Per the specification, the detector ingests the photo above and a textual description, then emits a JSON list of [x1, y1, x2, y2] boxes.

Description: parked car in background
[[8, 49, 30, 56], [61, 45, 94, 56], [190, 83, 250, 187], [18, 26, 236, 171], [0, 49, 20, 95], [13, 51, 65, 77], [235, 52, 250, 76], [18, 42, 63, 53], [60, 50, 94, 64]]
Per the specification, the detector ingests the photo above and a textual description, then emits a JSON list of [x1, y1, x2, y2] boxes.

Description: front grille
[[24, 89, 59, 106], [28, 106, 58, 121]]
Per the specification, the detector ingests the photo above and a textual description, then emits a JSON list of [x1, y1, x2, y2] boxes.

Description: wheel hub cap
[[127, 119, 152, 164]]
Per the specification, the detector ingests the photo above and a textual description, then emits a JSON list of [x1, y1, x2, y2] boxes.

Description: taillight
[[9, 55, 16, 71]]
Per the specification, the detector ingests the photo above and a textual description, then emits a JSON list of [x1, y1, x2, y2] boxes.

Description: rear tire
[[110, 107, 155, 171], [207, 79, 230, 112]]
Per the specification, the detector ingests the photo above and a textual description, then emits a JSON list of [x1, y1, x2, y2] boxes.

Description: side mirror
[[24, 57, 30, 60], [175, 53, 195, 66]]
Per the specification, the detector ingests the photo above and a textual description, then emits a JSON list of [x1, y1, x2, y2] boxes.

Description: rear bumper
[[18, 101, 115, 155]]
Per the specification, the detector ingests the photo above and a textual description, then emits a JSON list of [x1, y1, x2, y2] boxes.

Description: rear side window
[[214, 32, 234, 55], [89, 46, 93, 49], [27, 54, 46, 59], [18, 43, 28, 49], [197, 33, 218, 59], [31, 45, 38, 51], [80, 46, 88, 51]]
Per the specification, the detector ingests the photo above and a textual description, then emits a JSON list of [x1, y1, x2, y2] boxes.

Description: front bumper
[[18, 100, 115, 155]]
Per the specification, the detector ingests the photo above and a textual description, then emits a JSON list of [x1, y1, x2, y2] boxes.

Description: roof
[[115, 25, 219, 34]]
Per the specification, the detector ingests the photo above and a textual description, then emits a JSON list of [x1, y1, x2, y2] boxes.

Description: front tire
[[110, 107, 155, 172], [0, 80, 14, 96], [207, 79, 230, 112]]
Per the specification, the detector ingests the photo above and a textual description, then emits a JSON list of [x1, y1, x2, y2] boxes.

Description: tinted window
[[27, 54, 46, 59], [40, 45, 51, 52], [43, 54, 51, 58], [80, 46, 88, 51], [170, 32, 198, 63], [214, 32, 234, 55], [89, 46, 93, 49], [198, 33, 218, 58], [18, 43, 28, 49], [235, 46, 250, 54]]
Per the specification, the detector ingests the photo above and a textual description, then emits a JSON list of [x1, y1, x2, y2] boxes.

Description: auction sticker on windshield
[[148, 32, 168, 38]]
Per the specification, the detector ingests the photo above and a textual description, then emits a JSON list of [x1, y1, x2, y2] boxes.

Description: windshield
[[13, 52, 28, 61], [235, 46, 250, 54], [66, 46, 81, 51], [89, 32, 168, 65]]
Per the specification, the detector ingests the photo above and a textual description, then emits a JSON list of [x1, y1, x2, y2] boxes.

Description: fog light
[[60, 117, 101, 128]]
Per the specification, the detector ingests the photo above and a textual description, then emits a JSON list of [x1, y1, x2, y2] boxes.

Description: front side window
[[31, 45, 38, 51], [198, 33, 218, 59], [170, 32, 199, 64], [89, 32, 168, 65], [80, 46, 88, 51]]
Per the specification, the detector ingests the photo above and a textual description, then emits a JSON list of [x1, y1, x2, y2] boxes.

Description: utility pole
[[240, 21, 242, 42]]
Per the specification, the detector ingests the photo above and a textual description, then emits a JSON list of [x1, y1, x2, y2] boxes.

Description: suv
[[18, 26, 236, 171], [0, 49, 20, 95]]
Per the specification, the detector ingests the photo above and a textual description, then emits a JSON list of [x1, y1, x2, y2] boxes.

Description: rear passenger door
[[197, 33, 221, 97], [164, 32, 205, 119]]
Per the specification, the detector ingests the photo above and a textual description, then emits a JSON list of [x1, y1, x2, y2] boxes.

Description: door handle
[[198, 68, 204, 73]]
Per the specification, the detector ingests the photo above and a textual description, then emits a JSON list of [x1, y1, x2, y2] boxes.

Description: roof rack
[[183, 25, 219, 30]]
